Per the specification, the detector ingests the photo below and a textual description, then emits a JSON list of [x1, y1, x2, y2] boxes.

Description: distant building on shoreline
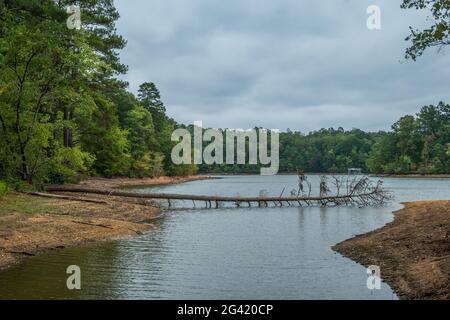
[[348, 168, 363, 175]]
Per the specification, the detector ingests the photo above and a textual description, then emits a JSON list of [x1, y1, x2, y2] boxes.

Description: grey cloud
[[115, 0, 450, 132]]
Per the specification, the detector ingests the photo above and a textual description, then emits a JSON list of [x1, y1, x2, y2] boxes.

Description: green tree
[[0, 5, 98, 183], [401, 0, 450, 60], [392, 115, 422, 167], [416, 102, 450, 172], [75, 94, 130, 177]]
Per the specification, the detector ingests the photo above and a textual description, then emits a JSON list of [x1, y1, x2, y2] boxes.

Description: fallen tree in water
[[46, 175, 393, 209]]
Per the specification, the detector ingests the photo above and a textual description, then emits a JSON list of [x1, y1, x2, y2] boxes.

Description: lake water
[[0, 175, 449, 300]]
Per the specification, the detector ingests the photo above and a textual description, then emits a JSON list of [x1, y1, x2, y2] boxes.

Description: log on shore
[[22, 192, 109, 204]]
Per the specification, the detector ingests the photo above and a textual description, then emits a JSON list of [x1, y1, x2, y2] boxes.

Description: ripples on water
[[0, 175, 449, 299]]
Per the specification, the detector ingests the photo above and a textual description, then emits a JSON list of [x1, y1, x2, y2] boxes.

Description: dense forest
[[196, 102, 449, 175], [0, 0, 197, 189], [0, 1, 448, 190]]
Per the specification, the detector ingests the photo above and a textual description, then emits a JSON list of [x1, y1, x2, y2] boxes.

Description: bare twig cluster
[[291, 173, 392, 207]]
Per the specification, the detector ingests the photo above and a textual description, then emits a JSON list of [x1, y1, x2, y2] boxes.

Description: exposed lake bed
[[334, 200, 450, 300], [0, 175, 449, 299]]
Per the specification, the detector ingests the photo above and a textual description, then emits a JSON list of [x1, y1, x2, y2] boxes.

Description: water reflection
[[0, 176, 449, 300]]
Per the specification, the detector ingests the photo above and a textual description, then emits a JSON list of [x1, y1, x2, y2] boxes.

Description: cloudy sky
[[114, 0, 450, 132]]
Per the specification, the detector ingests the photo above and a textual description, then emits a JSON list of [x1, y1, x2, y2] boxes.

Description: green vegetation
[[0, 194, 58, 230], [401, 0, 450, 60], [0, 194, 56, 216], [367, 102, 450, 174], [194, 128, 381, 174], [0, 181, 8, 196], [278, 128, 378, 174], [196, 103, 449, 175], [0, 0, 195, 188], [0, 1, 448, 189]]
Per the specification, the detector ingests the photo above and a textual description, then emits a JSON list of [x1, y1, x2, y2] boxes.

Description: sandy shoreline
[[72, 175, 213, 189], [0, 175, 210, 271], [2, 176, 449, 300], [333, 200, 450, 300]]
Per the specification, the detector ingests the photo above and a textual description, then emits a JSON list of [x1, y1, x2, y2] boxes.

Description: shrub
[[0, 181, 9, 196], [48, 146, 96, 184]]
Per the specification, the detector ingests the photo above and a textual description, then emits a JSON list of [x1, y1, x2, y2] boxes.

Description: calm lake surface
[[0, 175, 449, 299]]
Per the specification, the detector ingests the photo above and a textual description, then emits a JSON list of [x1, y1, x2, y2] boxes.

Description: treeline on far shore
[[197, 102, 450, 176], [0, 1, 449, 191]]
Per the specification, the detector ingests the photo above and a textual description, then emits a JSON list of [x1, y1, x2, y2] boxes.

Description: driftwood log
[[46, 176, 392, 209], [21, 192, 109, 204]]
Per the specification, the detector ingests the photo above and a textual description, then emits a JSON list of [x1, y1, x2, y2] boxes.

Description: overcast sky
[[114, 0, 450, 132]]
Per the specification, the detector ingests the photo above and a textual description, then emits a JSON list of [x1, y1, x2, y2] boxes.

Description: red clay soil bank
[[333, 200, 450, 300]]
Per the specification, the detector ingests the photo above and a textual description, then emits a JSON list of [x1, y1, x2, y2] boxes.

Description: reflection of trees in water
[[81, 216, 170, 299], [72, 242, 125, 299], [65, 215, 170, 299], [0, 254, 72, 299], [0, 217, 171, 300], [0, 243, 123, 299]]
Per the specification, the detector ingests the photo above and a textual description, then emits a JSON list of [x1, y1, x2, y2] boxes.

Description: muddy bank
[[0, 193, 160, 271], [333, 200, 450, 300], [0, 176, 209, 271]]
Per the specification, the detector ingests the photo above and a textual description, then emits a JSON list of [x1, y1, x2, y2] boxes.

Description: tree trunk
[[63, 106, 72, 147], [20, 146, 32, 184]]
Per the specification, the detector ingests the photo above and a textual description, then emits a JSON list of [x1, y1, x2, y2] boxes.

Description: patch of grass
[[0, 194, 57, 216]]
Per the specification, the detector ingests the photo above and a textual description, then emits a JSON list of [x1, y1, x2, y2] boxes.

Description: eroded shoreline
[[333, 200, 450, 300], [0, 176, 210, 271], [2, 176, 449, 300]]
